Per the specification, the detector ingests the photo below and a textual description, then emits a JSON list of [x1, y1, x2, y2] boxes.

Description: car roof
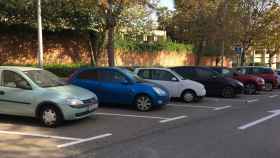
[[0, 66, 42, 71], [136, 67, 171, 71]]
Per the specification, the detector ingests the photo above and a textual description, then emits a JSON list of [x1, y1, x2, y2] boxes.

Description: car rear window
[[254, 67, 273, 74]]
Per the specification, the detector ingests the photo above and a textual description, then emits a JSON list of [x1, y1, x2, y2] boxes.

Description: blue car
[[68, 67, 170, 111]]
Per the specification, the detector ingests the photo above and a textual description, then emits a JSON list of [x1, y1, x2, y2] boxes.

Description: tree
[[231, 0, 276, 65]]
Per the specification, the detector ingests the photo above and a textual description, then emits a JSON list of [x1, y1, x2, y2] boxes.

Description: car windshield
[[221, 68, 234, 77], [171, 70, 185, 80], [24, 70, 67, 88], [120, 68, 145, 83]]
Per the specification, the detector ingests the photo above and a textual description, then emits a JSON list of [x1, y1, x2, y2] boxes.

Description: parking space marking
[[57, 133, 112, 148], [269, 95, 279, 98], [213, 105, 232, 111], [159, 116, 188, 123], [168, 104, 232, 111], [96, 112, 170, 120], [96, 112, 187, 123], [0, 130, 81, 141], [247, 99, 259, 103]]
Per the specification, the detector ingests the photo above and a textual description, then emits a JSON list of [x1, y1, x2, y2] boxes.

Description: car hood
[[44, 85, 96, 100], [137, 80, 168, 91]]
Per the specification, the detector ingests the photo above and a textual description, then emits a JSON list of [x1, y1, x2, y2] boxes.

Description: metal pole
[[37, 0, 44, 68]]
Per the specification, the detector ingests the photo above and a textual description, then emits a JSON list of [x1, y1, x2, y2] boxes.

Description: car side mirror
[[171, 77, 178, 81], [16, 81, 32, 90], [212, 75, 217, 79]]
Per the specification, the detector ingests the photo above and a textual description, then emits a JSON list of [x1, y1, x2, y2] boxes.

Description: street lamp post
[[37, 0, 44, 68]]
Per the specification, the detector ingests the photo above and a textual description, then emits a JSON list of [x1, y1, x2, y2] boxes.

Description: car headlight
[[257, 78, 265, 84], [153, 87, 166, 96], [66, 98, 84, 108]]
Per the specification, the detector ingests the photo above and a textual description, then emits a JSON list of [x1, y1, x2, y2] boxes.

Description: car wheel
[[40, 105, 63, 127], [244, 83, 257, 95], [264, 82, 273, 91], [221, 86, 235, 98], [135, 95, 152, 112], [182, 90, 195, 103]]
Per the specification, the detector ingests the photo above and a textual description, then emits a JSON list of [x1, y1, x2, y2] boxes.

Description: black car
[[171, 66, 244, 98]]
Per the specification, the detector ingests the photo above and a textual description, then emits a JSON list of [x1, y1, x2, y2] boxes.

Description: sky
[[159, 0, 175, 10]]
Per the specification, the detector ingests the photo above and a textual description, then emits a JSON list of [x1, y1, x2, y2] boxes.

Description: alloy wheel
[[136, 95, 152, 111]]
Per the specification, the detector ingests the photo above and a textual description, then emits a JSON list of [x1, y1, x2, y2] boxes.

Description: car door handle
[[0, 91, 5, 95]]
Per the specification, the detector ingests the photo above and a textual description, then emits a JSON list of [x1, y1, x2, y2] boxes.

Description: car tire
[[264, 82, 273, 91], [181, 90, 196, 103], [221, 86, 236, 98], [39, 105, 63, 127], [244, 83, 257, 95], [135, 95, 153, 112]]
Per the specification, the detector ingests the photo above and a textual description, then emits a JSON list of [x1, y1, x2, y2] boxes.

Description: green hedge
[[1, 64, 91, 77], [115, 39, 193, 53], [44, 64, 91, 77]]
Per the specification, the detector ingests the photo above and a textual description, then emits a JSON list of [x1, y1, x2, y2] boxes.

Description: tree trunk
[[88, 35, 95, 66], [107, 26, 115, 67]]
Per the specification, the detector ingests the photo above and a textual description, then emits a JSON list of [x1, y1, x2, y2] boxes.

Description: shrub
[[115, 38, 193, 53]]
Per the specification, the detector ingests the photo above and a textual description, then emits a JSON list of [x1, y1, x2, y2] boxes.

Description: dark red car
[[236, 66, 278, 91], [210, 67, 265, 94]]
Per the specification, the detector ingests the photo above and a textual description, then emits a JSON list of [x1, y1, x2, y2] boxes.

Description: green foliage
[[0, 64, 91, 77], [115, 38, 193, 53], [44, 64, 91, 77]]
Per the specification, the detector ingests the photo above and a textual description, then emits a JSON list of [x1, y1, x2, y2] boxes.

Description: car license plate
[[88, 104, 98, 111]]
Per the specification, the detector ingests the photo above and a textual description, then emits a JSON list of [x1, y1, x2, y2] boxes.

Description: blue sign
[[235, 47, 243, 54]]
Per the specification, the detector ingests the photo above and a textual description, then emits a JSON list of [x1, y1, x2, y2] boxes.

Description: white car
[[135, 68, 206, 102]]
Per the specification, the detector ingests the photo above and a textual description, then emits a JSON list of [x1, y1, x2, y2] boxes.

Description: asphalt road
[[1, 90, 280, 158]]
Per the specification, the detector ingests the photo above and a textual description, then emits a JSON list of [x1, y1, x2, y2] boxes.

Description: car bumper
[[153, 95, 170, 107], [63, 103, 98, 120], [235, 86, 244, 94], [256, 84, 265, 91]]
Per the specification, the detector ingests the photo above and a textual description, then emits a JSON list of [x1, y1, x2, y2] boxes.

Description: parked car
[[68, 67, 170, 111], [210, 67, 265, 94], [0, 66, 98, 127], [134, 68, 206, 103], [275, 69, 280, 87], [235, 66, 278, 91], [171, 66, 244, 98]]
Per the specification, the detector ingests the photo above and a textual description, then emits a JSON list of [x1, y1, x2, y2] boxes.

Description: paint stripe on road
[[247, 99, 259, 103], [168, 104, 231, 111], [96, 112, 170, 120], [57, 133, 112, 148], [214, 105, 232, 111], [0, 130, 81, 141], [159, 116, 188, 123], [269, 95, 279, 98]]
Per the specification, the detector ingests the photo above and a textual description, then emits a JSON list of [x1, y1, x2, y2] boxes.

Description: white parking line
[[57, 133, 112, 148], [168, 104, 232, 111], [0, 130, 81, 141], [159, 116, 188, 123], [96, 112, 170, 120], [247, 99, 259, 103], [96, 112, 187, 123], [213, 105, 232, 111], [269, 95, 279, 98]]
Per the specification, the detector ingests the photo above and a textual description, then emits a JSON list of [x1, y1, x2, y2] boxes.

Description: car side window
[[195, 68, 213, 78], [99, 70, 127, 83], [77, 70, 98, 80], [236, 68, 247, 75], [174, 68, 195, 79], [138, 69, 151, 79], [151, 70, 176, 81], [2, 70, 31, 89]]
